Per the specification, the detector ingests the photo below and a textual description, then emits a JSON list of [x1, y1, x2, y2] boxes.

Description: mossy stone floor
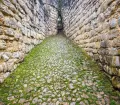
[[0, 35, 120, 105]]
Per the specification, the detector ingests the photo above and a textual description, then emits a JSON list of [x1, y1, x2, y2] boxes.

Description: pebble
[[70, 102, 76, 105], [18, 98, 26, 104], [61, 91, 65, 96], [69, 83, 74, 89], [80, 102, 86, 105], [23, 84, 27, 88], [77, 98, 81, 101], [72, 80, 77, 83], [32, 97, 38, 104], [68, 97, 71, 101]]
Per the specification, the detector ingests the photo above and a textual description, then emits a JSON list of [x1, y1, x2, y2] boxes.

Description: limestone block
[[110, 1, 117, 12], [2, 62, 7, 72], [100, 41, 108, 48], [12, 52, 20, 59], [118, 16, 120, 27], [109, 18, 117, 29], [7, 61, 14, 72], [3, 72, 10, 79], [21, 27, 28, 36], [106, 56, 112, 65], [37, 34, 44, 40], [0, 12, 4, 25], [95, 42, 101, 49], [0, 35, 10, 40], [4, 28, 15, 36], [95, 25, 103, 33], [0, 75, 4, 83], [6, 59, 18, 70], [112, 37, 120, 47], [112, 56, 120, 67], [4, 17, 17, 29], [98, 13, 105, 22], [2, 54, 9, 61], [12, 52, 24, 62], [24, 37, 31, 45], [108, 48, 118, 55], [0, 40, 6, 50], [14, 14, 21, 22], [32, 39, 38, 45], [30, 30, 36, 38], [14, 32, 22, 40], [7, 41, 19, 52], [17, 21, 23, 29]]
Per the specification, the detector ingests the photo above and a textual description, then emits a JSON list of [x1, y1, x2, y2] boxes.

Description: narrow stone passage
[[0, 35, 120, 105]]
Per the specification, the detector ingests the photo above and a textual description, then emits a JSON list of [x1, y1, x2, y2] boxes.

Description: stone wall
[[62, 0, 120, 89], [0, 0, 58, 82]]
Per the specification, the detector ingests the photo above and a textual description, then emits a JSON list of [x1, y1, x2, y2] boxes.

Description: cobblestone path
[[0, 35, 120, 105]]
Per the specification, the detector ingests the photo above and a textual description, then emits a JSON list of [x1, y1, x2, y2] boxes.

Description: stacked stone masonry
[[62, 0, 120, 89], [0, 0, 58, 82]]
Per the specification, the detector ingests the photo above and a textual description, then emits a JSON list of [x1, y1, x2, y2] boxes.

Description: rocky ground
[[0, 35, 120, 105]]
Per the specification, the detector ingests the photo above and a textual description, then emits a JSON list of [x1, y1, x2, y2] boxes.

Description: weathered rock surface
[[0, 0, 58, 82], [62, 0, 120, 89]]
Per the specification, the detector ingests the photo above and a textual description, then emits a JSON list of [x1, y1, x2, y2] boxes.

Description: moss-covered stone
[[0, 35, 119, 104]]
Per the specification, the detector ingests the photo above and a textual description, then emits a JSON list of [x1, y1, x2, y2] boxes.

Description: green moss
[[110, 100, 117, 105], [0, 35, 120, 104]]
